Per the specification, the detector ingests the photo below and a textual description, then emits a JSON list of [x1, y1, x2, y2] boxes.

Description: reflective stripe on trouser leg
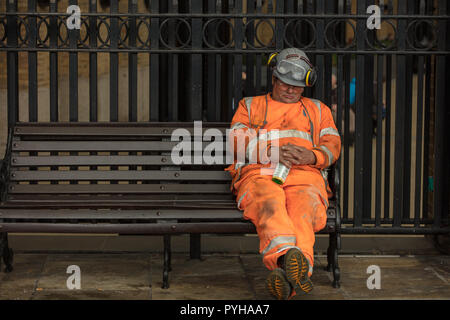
[[261, 236, 298, 270], [236, 175, 299, 271], [284, 183, 328, 274]]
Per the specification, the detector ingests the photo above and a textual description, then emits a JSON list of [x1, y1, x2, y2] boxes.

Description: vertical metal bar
[[68, 1, 79, 186], [88, 0, 98, 187], [414, 55, 424, 227], [149, 0, 159, 121], [324, 55, 332, 107], [375, 54, 384, 227], [207, 0, 217, 121], [26, 0, 38, 185], [69, 0, 79, 122], [128, 0, 138, 122], [167, 0, 178, 121], [232, 0, 243, 116], [48, 0, 59, 186], [384, 54, 392, 221], [342, 1, 351, 222], [275, 0, 284, 52], [215, 0, 222, 121], [128, 0, 138, 184], [7, 0, 18, 128], [225, 1, 233, 121], [266, 0, 274, 93], [393, 0, 407, 228], [401, 2, 415, 222], [245, 0, 255, 97], [109, 0, 119, 186], [353, 0, 366, 228], [422, 55, 431, 221], [28, 0, 37, 122], [443, 0, 450, 226], [49, 0, 58, 122], [336, 53, 344, 217], [285, 0, 294, 48], [383, 0, 392, 217], [323, 0, 332, 107], [362, 0, 374, 223], [110, 0, 119, 122], [89, 0, 98, 122], [315, 0, 325, 101], [433, 0, 447, 228], [190, 0, 202, 120], [254, 0, 262, 94]]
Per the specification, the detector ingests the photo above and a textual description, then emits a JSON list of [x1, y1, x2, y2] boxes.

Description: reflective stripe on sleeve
[[246, 129, 313, 161], [310, 98, 321, 123], [244, 97, 253, 122], [231, 122, 249, 130], [237, 190, 249, 210], [319, 127, 340, 138], [319, 145, 334, 166]]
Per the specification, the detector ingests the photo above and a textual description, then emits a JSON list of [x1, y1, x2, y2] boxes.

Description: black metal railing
[[0, 0, 449, 235]]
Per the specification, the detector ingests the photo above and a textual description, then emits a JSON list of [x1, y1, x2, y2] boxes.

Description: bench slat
[[7, 194, 234, 201], [13, 123, 229, 136], [1, 201, 237, 209], [9, 184, 231, 194], [0, 222, 256, 234], [13, 141, 207, 152], [0, 209, 243, 220], [10, 170, 230, 181], [11, 155, 232, 167]]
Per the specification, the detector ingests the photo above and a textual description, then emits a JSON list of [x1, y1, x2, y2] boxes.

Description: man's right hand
[[267, 143, 316, 168], [267, 145, 296, 168]]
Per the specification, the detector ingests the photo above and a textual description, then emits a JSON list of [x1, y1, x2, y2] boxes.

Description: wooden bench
[[0, 122, 341, 289]]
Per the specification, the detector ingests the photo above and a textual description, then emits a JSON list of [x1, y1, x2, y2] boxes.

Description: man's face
[[271, 76, 304, 104]]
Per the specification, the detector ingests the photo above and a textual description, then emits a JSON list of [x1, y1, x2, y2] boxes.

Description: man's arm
[[229, 99, 263, 164], [281, 102, 341, 169], [310, 102, 341, 168]]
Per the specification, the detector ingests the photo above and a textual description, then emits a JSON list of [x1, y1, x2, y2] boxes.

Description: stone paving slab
[[0, 254, 47, 300], [0, 253, 449, 300], [150, 254, 254, 300], [37, 254, 151, 292]]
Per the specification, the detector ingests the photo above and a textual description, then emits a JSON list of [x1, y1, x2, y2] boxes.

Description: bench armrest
[[0, 158, 6, 202], [327, 164, 341, 232]]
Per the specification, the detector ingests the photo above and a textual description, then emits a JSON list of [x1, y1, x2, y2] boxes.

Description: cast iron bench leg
[[190, 234, 201, 260], [325, 232, 340, 288], [325, 236, 333, 272], [331, 232, 341, 288], [0, 232, 13, 273], [162, 235, 171, 289]]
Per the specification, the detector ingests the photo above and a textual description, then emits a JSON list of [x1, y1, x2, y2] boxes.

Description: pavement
[[0, 252, 449, 300]]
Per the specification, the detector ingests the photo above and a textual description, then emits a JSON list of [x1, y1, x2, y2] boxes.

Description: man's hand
[[281, 143, 316, 167], [267, 143, 316, 168]]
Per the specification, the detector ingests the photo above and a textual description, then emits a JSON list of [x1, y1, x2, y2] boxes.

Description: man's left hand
[[281, 143, 316, 166]]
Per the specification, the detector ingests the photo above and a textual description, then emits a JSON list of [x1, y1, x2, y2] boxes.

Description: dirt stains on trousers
[[236, 169, 328, 271]]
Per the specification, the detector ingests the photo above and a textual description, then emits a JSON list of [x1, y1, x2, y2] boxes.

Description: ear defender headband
[[267, 51, 317, 87]]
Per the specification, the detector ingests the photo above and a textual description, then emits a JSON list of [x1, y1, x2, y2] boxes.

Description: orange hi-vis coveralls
[[226, 93, 341, 274]]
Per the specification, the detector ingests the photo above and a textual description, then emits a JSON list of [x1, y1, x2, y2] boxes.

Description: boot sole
[[266, 268, 292, 300], [284, 248, 313, 294]]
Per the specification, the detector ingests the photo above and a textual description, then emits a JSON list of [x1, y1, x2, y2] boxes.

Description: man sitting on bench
[[226, 48, 341, 300]]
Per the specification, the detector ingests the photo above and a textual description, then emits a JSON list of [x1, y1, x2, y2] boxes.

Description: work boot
[[281, 248, 313, 294], [266, 268, 292, 300]]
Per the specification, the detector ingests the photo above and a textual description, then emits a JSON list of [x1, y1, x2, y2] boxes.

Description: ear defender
[[267, 52, 278, 69], [301, 56, 317, 87], [305, 68, 317, 87]]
